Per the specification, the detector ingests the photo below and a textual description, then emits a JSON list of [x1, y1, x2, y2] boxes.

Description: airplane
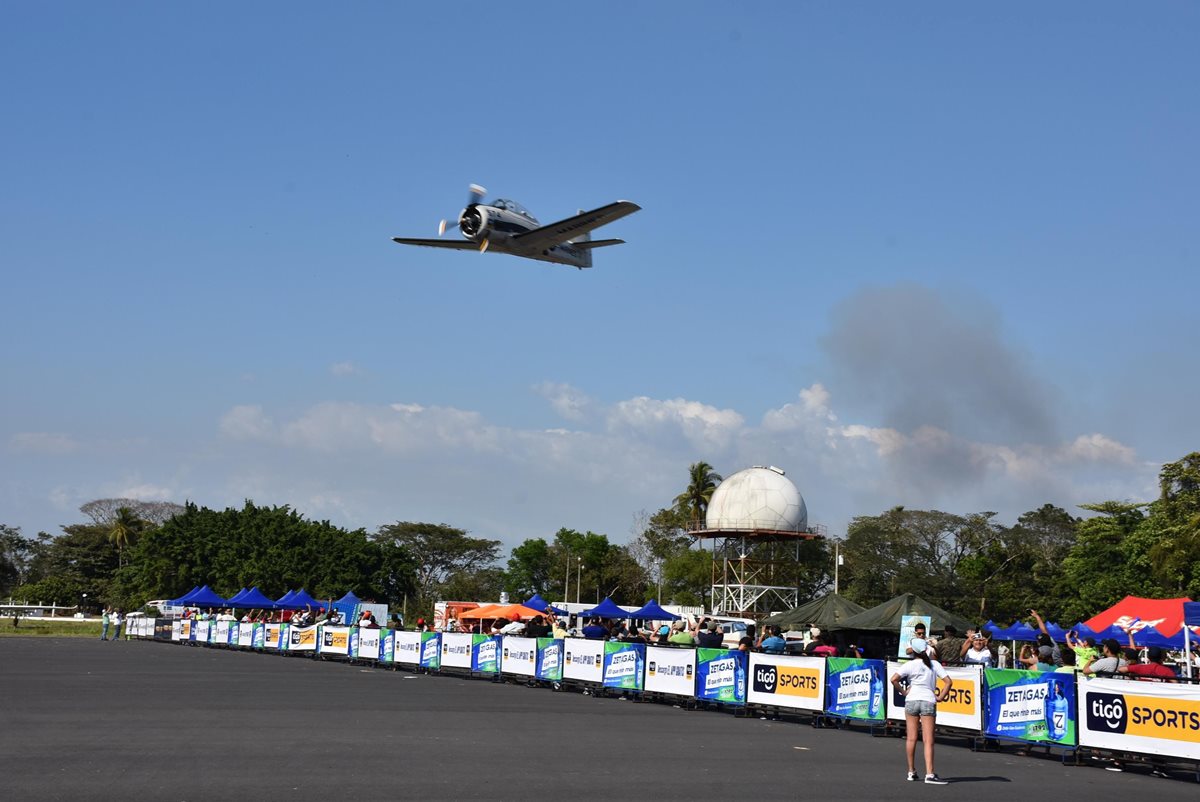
[[392, 185, 640, 269]]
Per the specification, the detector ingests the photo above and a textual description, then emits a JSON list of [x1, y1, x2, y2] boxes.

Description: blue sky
[[3, 3, 1196, 547]]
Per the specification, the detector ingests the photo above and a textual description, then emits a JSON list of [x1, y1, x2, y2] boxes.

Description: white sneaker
[[924, 774, 948, 785], [906, 772, 918, 782]]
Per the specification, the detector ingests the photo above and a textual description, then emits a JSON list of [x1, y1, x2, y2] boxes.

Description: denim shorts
[[905, 699, 937, 717]]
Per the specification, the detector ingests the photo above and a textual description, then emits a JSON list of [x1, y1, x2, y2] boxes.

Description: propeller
[[438, 184, 487, 236]]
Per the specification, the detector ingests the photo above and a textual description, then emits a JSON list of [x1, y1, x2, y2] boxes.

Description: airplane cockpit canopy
[[491, 198, 539, 225]]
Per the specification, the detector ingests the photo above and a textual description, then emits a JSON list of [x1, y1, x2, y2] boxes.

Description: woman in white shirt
[[890, 638, 953, 785], [962, 634, 994, 667]]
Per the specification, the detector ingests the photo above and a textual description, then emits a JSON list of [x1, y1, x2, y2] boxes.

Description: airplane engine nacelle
[[459, 206, 488, 239]]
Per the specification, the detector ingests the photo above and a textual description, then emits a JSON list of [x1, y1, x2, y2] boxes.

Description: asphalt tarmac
[[1, 638, 1196, 801]]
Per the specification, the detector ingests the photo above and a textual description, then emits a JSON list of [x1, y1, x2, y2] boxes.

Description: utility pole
[[834, 540, 843, 595]]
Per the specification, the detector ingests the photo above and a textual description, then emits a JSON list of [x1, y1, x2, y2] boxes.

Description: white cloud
[[116, 483, 175, 501], [331, 361, 362, 377], [219, 405, 276, 441], [9, 432, 79, 455], [534, 381, 592, 422]]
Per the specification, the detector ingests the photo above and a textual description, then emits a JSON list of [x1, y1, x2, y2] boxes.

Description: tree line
[[2, 453, 1197, 625]]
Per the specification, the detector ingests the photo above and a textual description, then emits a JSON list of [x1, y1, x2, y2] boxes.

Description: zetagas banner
[[983, 669, 1076, 746], [825, 658, 886, 721]]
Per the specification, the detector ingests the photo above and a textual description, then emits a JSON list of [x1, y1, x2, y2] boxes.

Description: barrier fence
[[126, 618, 1200, 767]]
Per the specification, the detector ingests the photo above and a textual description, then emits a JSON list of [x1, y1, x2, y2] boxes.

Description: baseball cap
[[910, 638, 928, 653], [1037, 645, 1054, 660]]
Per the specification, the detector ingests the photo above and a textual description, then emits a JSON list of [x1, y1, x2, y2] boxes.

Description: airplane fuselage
[[459, 203, 590, 267]]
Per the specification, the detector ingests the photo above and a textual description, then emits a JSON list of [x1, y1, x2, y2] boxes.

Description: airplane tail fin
[[570, 210, 593, 268]]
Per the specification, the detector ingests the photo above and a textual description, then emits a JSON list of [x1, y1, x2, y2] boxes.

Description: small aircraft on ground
[[392, 185, 640, 269]]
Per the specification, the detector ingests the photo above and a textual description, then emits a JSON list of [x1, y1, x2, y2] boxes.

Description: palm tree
[[109, 507, 143, 568], [674, 462, 722, 529]]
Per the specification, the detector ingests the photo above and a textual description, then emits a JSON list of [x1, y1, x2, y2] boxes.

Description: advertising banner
[[644, 646, 697, 697], [380, 629, 395, 663], [899, 615, 931, 658], [195, 620, 212, 644], [182, 619, 193, 642], [885, 662, 983, 732], [251, 623, 265, 650], [472, 635, 500, 673], [562, 638, 605, 684], [747, 653, 825, 712], [1078, 676, 1200, 760], [983, 669, 1076, 746], [154, 619, 174, 640], [263, 623, 283, 650], [237, 623, 254, 648], [440, 632, 473, 669], [420, 632, 441, 670], [602, 642, 645, 690], [825, 657, 887, 721], [357, 628, 382, 660], [500, 637, 537, 677], [320, 626, 351, 656], [394, 632, 422, 665], [215, 620, 233, 646], [696, 648, 747, 705], [171, 620, 183, 641], [289, 625, 318, 652], [536, 638, 564, 682]]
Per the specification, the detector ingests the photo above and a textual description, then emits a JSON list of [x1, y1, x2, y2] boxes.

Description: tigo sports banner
[[500, 637, 537, 677], [536, 638, 563, 681], [394, 632, 422, 665], [289, 625, 318, 652], [440, 632, 473, 669], [644, 646, 696, 697], [263, 623, 284, 650], [825, 657, 886, 721], [603, 642, 645, 690], [320, 626, 351, 655], [1078, 676, 1200, 760], [420, 632, 441, 669], [696, 648, 747, 705], [562, 639, 605, 684], [983, 669, 1076, 746], [472, 635, 500, 673], [747, 654, 824, 711], [886, 662, 983, 733]]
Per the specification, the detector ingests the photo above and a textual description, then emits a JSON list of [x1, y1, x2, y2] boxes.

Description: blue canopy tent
[[183, 585, 228, 608], [225, 588, 249, 605], [275, 589, 297, 608], [169, 586, 200, 606], [523, 594, 568, 616], [331, 591, 361, 624], [626, 599, 680, 621], [1185, 602, 1200, 678], [279, 588, 325, 610], [229, 587, 277, 609], [581, 597, 631, 619]]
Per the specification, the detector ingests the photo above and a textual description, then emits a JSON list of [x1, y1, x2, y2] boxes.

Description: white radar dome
[[704, 466, 808, 532]]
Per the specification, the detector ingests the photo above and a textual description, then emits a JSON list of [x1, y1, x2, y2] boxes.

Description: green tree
[[627, 507, 693, 598], [373, 522, 500, 613], [505, 538, 554, 599], [1146, 452, 1200, 596], [674, 462, 722, 528], [1058, 501, 1149, 622], [108, 506, 145, 568]]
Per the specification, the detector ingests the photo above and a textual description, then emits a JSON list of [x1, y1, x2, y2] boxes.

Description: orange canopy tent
[[457, 604, 507, 620], [1084, 595, 1196, 637], [458, 603, 547, 621]]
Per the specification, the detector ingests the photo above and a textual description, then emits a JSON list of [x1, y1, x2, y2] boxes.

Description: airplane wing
[[391, 237, 480, 250], [574, 238, 625, 249], [511, 201, 640, 252]]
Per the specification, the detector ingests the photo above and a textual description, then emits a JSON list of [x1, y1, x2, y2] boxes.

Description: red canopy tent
[[1084, 595, 1196, 637]]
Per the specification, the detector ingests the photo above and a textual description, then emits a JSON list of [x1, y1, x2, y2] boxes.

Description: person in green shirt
[[667, 621, 695, 645], [1066, 630, 1098, 673]]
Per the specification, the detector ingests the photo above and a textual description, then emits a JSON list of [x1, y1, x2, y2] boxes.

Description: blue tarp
[[182, 585, 228, 608], [989, 622, 1039, 641], [229, 587, 277, 609], [1185, 602, 1200, 627], [626, 599, 680, 621], [581, 597, 629, 619], [523, 594, 568, 615]]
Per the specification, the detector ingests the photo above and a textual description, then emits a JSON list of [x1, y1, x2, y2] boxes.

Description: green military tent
[[762, 593, 866, 629], [831, 592, 973, 634]]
